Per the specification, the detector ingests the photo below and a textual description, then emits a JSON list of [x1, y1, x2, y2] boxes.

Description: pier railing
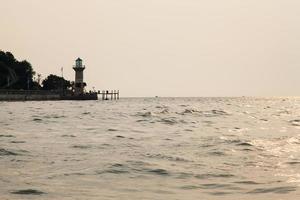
[[98, 90, 119, 100]]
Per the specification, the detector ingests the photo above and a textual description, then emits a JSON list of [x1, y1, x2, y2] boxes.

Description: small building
[[73, 57, 86, 95], [69, 57, 119, 101]]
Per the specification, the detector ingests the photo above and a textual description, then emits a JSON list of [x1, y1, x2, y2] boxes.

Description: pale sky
[[1, 0, 300, 97]]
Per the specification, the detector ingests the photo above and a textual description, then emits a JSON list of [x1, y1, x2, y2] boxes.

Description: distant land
[[0, 50, 71, 91], [0, 50, 119, 101]]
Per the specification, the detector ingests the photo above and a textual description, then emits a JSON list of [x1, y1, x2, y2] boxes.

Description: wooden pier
[[98, 90, 119, 100]]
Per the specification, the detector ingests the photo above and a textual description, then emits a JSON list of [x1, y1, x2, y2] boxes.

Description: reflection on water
[[1, 97, 300, 199]]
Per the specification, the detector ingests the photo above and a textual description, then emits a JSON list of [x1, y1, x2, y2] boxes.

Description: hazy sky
[[1, 0, 300, 97]]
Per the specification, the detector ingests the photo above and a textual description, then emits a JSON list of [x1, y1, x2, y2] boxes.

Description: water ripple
[[247, 186, 297, 194], [11, 189, 45, 195]]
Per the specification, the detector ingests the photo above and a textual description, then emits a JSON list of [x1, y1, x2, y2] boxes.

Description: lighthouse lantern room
[[73, 57, 86, 95]]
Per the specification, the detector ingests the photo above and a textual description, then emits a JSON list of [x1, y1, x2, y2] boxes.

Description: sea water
[[0, 97, 300, 199]]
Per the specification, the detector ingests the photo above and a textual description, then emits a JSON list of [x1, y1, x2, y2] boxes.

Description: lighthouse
[[73, 57, 86, 95]]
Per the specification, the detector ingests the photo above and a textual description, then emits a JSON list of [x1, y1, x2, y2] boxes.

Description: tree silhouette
[[42, 74, 71, 91], [0, 50, 73, 91], [0, 50, 37, 89]]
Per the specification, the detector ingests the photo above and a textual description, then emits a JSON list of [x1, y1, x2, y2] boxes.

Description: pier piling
[[98, 90, 119, 101]]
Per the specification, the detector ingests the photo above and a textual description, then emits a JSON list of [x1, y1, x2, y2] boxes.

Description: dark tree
[[0, 62, 7, 86], [0, 50, 37, 89], [0, 50, 73, 91], [12, 60, 35, 89], [42, 74, 71, 91]]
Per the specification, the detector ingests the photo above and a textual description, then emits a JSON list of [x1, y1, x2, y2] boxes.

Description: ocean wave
[[0, 134, 15, 138], [147, 168, 169, 176], [71, 145, 92, 149], [158, 118, 178, 125], [11, 189, 45, 195], [247, 186, 297, 194], [135, 111, 153, 117], [195, 173, 235, 179], [145, 153, 191, 162], [180, 109, 202, 115], [2, 97, 300, 199], [107, 128, 118, 132], [0, 148, 26, 156], [289, 119, 300, 126], [178, 109, 230, 117]]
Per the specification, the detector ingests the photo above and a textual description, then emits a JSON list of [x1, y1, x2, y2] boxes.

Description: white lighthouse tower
[[73, 57, 86, 95]]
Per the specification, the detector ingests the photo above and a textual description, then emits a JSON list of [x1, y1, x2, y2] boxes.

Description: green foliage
[[42, 74, 72, 91]]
